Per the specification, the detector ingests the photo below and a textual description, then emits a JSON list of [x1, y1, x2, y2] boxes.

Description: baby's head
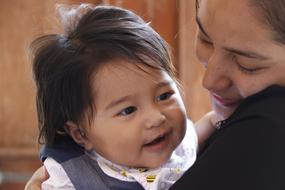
[[32, 5, 187, 168]]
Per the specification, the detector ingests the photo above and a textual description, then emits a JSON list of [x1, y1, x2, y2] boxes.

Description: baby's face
[[85, 59, 187, 168]]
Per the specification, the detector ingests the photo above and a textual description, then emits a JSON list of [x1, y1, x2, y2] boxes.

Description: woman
[[26, 0, 285, 189], [170, 0, 285, 189]]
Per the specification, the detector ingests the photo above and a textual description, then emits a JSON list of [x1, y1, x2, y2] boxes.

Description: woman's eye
[[232, 55, 261, 74], [118, 106, 137, 116], [237, 64, 260, 73], [200, 38, 213, 46], [157, 91, 174, 101], [198, 35, 213, 46]]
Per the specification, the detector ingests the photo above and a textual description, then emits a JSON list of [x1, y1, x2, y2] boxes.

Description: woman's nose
[[202, 53, 232, 92], [144, 107, 166, 129]]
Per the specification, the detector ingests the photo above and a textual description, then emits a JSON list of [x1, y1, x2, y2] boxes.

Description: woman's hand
[[24, 166, 49, 190]]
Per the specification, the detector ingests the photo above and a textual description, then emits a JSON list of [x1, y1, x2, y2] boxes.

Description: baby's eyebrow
[[105, 95, 131, 110], [155, 81, 174, 89], [105, 81, 174, 110]]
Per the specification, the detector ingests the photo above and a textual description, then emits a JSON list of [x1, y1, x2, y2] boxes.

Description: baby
[[31, 4, 216, 190]]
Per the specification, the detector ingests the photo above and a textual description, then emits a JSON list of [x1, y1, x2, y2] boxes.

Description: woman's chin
[[212, 101, 238, 120]]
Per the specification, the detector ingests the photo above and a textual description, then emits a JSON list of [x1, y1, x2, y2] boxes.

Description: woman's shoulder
[[211, 85, 285, 142], [227, 85, 285, 124]]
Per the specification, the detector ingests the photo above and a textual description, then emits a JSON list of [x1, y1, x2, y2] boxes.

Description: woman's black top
[[170, 85, 285, 190]]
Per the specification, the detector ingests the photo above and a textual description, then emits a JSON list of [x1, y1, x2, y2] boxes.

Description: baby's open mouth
[[144, 134, 167, 147]]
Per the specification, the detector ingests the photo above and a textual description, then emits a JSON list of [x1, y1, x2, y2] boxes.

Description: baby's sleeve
[[42, 157, 75, 190], [187, 119, 198, 153]]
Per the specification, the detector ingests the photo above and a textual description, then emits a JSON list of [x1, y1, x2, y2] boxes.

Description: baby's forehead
[[95, 59, 171, 79], [92, 60, 175, 90]]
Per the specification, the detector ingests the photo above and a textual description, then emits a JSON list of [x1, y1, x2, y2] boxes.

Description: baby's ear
[[64, 121, 93, 150]]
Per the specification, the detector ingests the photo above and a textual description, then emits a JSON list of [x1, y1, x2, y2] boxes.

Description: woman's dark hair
[[31, 5, 174, 147], [249, 0, 285, 45], [195, 0, 285, 45]]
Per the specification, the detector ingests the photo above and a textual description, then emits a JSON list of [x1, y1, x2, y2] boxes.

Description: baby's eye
[[157, 91, 174, 101], [118, 106, 137, 116]]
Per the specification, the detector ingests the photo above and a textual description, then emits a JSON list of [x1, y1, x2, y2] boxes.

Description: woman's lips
[[212, 94, 240, 107]]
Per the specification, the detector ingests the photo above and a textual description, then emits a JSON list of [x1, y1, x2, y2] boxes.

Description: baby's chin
[[135, 161, 168, 170], [140, 154, 174, 169]]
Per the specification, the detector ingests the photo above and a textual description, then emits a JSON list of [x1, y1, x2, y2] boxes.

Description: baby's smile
[[143, 130, 171, 152]]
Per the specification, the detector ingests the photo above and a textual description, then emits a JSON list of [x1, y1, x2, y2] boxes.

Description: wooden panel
[[0, 0, 101, 189], [0, 0, 212, 188], [0, 0, 178, 189], [0, 155, 41, 189], [178, 0, 211, 121], [0, 0, 40, 153]]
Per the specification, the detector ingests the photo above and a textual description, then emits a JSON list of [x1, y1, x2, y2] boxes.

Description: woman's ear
[[64, 121, 93, 150]]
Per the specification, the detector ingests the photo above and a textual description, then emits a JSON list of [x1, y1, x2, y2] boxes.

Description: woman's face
[[195, 0, 285, 119]]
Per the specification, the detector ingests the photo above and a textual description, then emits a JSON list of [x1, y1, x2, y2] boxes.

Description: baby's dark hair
[[31, 5, 175, 147]]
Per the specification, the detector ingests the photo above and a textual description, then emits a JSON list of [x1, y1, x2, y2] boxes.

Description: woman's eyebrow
[[196, 16, 270, 61], [195, 16, 210, 39], [224, 47, 270, 60]]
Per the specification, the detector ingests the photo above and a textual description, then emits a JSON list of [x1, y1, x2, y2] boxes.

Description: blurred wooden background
[[0, 0, 210, 189]]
